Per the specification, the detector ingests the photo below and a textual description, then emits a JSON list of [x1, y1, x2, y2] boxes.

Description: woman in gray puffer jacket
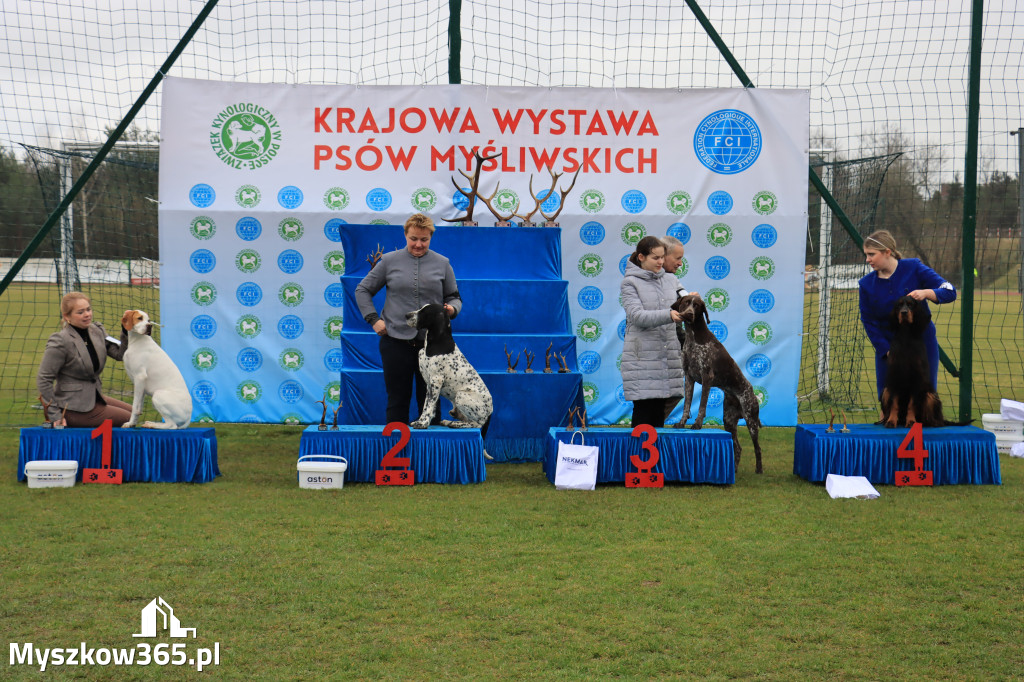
[[620, 236, 685, 428]]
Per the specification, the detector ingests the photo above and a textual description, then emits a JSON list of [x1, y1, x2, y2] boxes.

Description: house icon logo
[[133, 597, 197, 638]]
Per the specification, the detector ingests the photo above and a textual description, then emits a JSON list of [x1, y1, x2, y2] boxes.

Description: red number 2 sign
[[626, 424, 664, 488], [376, 421, 415, 486]]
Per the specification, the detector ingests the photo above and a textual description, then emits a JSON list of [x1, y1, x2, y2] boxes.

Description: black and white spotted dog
[[405, 303, 493, 440], [671, 293, 763, 474]]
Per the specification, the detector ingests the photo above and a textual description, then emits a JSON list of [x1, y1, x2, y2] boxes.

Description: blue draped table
[[298, 425, 487, 484], [544, 427, 735, 485], [793, 424, 1001, 485], [18, 427, 220, 484]]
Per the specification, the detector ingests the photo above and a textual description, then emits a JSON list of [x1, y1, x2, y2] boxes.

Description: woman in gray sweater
[[619, 236, 685, 428], [355, 213, 462, 424]]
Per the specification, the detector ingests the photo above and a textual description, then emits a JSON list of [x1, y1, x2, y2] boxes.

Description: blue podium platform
[[18, 427, 220, 484], [544, 427, 736, 485], [793, 424, 1001, 485], [297, 425, 487, 484]]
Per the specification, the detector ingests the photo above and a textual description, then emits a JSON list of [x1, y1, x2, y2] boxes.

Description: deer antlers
[[443, 150, 503, 224], [520, 166, 585, 225], [443, 150, 581, 226]]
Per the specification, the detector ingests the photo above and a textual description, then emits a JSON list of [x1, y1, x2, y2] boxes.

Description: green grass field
[[2, 424, 1022, 680]]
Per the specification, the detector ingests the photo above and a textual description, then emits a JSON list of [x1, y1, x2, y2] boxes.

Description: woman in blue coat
[[620, 236, 685, 427], [858, 230, 957, 398]]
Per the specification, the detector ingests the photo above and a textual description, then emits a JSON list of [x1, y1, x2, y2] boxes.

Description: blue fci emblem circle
[[577, 286, 604, 310], [189, 184, 215, 208], [190, 315, 217, 339], [236, 282, 263, 306], [278, 315, 304, 339], [704, 256, 731, 280], [579, 221, 605, 245], [751, 224, 778, 248], [621, 190, 647, 214], [668, 222, 691, 245], [577, 351, 601, 374], [694, 110, 762, 175], [324, 218, 345, 242], [277, 249, 304, 274], [189, 249, 216, 274], [278, 185, 303, 209], [366, 188, 392, 211]]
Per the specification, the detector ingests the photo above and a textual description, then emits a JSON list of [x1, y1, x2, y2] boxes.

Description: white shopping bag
[[554, 431, 599, 490]]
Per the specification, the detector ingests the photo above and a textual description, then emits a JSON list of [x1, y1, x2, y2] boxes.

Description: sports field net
[[1, 0, 1022, 426]]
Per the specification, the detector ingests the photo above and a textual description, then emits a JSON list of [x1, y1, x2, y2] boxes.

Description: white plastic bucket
[[297, 455, 347, 489], [25, 460, 79, 488]]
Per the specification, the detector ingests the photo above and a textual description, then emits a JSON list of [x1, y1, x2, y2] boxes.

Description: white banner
[[159, 78, 808, 425]]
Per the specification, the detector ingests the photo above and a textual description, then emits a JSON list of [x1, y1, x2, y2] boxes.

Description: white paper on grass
[[999, 398, 1024, 422], [825, 474, 880, 499]]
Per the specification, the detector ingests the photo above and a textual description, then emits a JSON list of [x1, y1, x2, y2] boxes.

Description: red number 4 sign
[[895, 422, 933, 486]]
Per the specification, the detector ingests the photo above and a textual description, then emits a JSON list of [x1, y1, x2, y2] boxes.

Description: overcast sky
[[1, 0, 1022, 178]]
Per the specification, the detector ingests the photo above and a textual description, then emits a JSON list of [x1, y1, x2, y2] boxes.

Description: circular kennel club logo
[[704, 256, 731, 281], [190, 282, 216, 306], [281, 414, 303, 425], [747, 321, 773, 345], [411, 187, 437, 211], [323, 250, 345, 275], [280, 380, 304, 404], [753, 190, 778, 215], [707, 223, 733, 248], [694, 109, 762, 175], [704, 288, 730, 312], [579, 189, 605, 214], [211, 104, 281, 170], [621, 222, 646, 246], [577, 318, 602, 342], [667, 191, 693, 215], [235, 249, 261, 274], [279, 348, 304, 371], [493, 189, 520, 214], [236, 314, 262, 339], [190, 216, 216, 240], [278, 217, 304, 241], [235, 184, 261, 209], [279, 282, 304, 307], [578, 253, 603, 278], [753, 386, 769, 407], [235, 217, 262, 241], [192, 381, 216, 404], [278, 249, 304, 274], [324, 187, 350, 210], [749, 256, 776, 281], [366, 188, 392, 211], [324, 316, 344, 340], [191, 347, 217, 371], [237, 380, 263, 404], [582, 382, 599, 404], [236, 282, 263, 307]]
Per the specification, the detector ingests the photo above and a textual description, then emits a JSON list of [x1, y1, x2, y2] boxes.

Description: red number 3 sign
[[626, 424, 664, 488]]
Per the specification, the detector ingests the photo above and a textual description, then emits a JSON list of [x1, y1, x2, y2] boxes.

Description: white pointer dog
[[405, 303, 493, 438], [121, 310, 192, 429]]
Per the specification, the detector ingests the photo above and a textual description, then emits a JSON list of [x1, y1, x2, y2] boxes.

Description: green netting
[[1, 0, 1021, 425]]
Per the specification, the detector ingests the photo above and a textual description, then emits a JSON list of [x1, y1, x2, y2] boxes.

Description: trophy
[[504, 344, 520, 373], [524, 348, 535, 373], [316, 396, 328, 431]]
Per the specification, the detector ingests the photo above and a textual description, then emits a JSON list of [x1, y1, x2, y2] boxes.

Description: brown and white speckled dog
[[671, 293, 763, 474]]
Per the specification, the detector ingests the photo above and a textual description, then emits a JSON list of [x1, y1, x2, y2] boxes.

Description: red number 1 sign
[[626, 424, 664, 488], [895, 422, 933, 486], [83, 419, 123, 484], [376, 422, 415, 486]]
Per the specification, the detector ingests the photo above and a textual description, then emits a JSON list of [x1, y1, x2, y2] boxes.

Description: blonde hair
[[863, 230, 902, 259], [59, 291, 90, 329], [404, 213, 435, 235]]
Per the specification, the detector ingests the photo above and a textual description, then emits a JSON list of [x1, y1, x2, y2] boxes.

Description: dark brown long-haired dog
[[880, 295, 945, 427]]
